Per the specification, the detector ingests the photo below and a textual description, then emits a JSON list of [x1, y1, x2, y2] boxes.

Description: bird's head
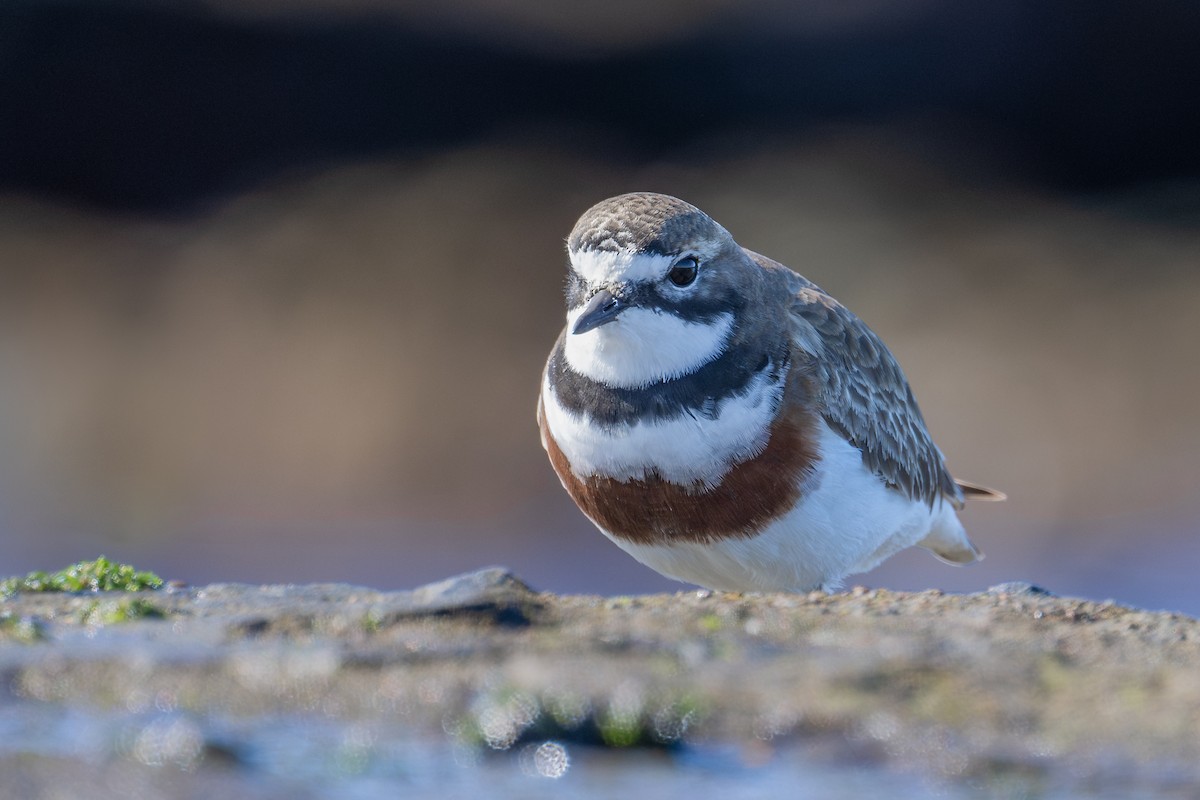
[[562, 192, 757, 389]]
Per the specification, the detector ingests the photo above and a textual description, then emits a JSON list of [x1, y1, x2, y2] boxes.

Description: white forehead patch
[[563, 307, 733, 389], [569, 249, 675, 286]]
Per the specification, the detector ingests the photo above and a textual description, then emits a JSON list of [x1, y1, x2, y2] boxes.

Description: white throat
[[563, 307, 734, 389], [541, 365, 782, 486]]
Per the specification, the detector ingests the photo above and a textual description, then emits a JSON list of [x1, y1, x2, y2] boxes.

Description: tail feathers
[[921, 532, 984, 565], [924, 479, 1002, 564], [920, 506, 985, 565], [955, 479, 1007, 502]]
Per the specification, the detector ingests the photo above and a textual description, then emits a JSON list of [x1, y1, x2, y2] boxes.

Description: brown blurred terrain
[[1, 0, 1198, 611], [6, 571, 1200, 794]]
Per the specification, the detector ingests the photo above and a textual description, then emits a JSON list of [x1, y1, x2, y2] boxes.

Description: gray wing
[[766, 258, 961, 507]]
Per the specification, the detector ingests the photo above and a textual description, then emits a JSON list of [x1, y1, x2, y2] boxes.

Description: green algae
[[0, 612, 46, 642], [78, 597, 167, 626], [0, 557, 163, 597], [455, 684, 701, 751]]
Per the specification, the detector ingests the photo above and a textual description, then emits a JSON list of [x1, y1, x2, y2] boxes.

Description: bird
[[537, 192, 1004, 592]]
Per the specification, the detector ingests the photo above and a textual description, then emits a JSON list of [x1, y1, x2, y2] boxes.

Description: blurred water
[[0, 703, 1191, 800]]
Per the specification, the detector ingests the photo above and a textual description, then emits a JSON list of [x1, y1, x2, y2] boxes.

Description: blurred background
[[1, 0, 1197, 612]]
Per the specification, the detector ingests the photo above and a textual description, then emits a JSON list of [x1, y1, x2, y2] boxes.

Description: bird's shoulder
[[743, 247, 960, 506]]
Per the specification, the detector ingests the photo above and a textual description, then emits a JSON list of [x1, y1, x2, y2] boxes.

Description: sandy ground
[[2, 568, 1198, 795]]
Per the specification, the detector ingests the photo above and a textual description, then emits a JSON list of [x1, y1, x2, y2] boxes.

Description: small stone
[[987, 581, 1054, 597]]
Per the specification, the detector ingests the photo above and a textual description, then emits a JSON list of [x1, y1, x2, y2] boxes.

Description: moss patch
[[0, 612, 47, 642], [0, 557, 163, 597], [78, 597, 167, 626], [454, 686, 700, 750]]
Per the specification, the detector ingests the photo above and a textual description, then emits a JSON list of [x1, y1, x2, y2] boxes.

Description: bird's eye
[[667, 256, 699, 287]]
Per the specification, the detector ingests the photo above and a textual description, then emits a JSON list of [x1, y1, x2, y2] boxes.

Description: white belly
[[602, 421, 962, 592]]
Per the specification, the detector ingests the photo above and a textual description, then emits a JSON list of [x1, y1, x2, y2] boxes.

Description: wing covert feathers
[[771, 259, 962, 506]]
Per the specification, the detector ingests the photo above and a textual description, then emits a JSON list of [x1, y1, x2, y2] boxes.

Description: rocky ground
[[2, 568, 1199, 797]]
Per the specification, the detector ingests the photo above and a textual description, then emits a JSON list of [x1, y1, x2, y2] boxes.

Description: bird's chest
[[539, 374, 818, 545]]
